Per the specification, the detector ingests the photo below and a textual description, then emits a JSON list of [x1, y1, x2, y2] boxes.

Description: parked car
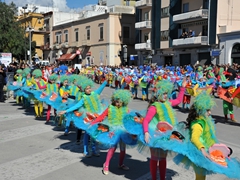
[[39, 60, 50, 66]]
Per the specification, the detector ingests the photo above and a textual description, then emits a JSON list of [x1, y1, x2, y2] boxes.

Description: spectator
[[74, 66, 80, 74], [0, 64, 6, 102]]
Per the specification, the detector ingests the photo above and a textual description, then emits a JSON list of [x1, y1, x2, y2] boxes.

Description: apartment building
[[17, 12, 45, 61], [52, 5, 136, 66], [217, 0, 240, 65], [135, 0, 240, 66]]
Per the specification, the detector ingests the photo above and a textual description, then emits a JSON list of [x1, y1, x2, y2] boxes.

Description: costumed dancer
[[64, 74, 80, 134], [182, 75, 192, 110], [142, 79, 186, 180], [129, 73, 138, 99], [58, 75, 70, 126], [89, 90, 135, 175], [14, 69, 23, 104], [59, 78, 108, 157], [193, 76, 209, 97], [206, 67, 216, 96], [32, 69, 46, 118], [140, 71, 150, 101], [173, 92, 240, 180], [195, 66, 203, 81], [21, 68, 32, 108], [45, 74, 59, 123], [218, 67, 236, 122]]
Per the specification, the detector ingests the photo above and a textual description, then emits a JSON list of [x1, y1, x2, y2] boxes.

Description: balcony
[[173, 9, 208, 24], [53, 43, 60, 50], [135, 42, 151, 50], [172, 36, 208, 47], [135, 21, 152, 30], [135, 0, 152, 9], [82, 39, 91, 46], [61, 42, 69, 48]]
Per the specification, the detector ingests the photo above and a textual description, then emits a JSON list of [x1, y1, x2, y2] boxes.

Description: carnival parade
[[1, 0, 240, 179], [1, 62, 239, 180]]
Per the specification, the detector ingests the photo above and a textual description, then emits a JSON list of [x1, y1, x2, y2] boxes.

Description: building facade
[[52, 7, 136, 66], [135, 0, 240, 66], [17, 12, 45, 61]]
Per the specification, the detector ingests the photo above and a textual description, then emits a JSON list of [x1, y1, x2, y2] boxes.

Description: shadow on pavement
[[81, 151, 150, 179], [213, 115, 240, 127]]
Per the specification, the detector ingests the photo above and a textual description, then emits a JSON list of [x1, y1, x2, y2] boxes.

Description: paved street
[[0, 86, 240, 180]]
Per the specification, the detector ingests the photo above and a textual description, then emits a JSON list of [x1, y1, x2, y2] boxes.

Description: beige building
[[135, 0, 240, 66], [52, 7, 136, 66]]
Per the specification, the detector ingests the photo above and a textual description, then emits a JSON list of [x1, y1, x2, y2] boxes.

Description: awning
[[58, 53, 77, 61]]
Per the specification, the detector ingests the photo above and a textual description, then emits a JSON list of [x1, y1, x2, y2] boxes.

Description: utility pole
[[22, 5, 28, 62]]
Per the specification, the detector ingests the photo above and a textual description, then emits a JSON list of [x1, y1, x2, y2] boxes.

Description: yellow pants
[[34, 101, 43, 117], [195, 173, 206, 180]]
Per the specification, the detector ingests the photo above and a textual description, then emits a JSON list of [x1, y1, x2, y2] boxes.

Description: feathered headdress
[[194, 92, 216, 116], [60, 75, 69, 83], [79, 76, 94, 90], [69, 74, 79, 84], [49, 74, 58, 81], [32, 69, 42, 78], [155, 80, 174, 98], [22, 68, 31, 78], [16, 69, 23, 74], [111, 89, 131, 106]]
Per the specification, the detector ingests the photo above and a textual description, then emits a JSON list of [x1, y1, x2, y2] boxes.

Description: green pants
[[223, 100, 233, 115]]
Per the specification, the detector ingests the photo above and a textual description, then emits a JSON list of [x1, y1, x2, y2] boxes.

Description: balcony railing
[[172, 36, 208, 47], [173, 9, 208, 23], [82, 39, 91, 46], [135, 0, 152, 9], [135, 21, 152, 30], [135, 42, 151, 50]]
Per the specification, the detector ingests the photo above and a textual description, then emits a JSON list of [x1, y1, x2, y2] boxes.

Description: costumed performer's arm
[[21, 78, 26, 86], [95, 80, 107, 95], [232, 87, 240, 99], [143, 106, 157, 133], [191, 123, 204, 150], [26, 80, 33, 87], [193, 84, 199, 96], [91, 108, 109, 125], [36, 82, 47, 90], [169, 87, 185, 107], [65, 99, 84, 113]]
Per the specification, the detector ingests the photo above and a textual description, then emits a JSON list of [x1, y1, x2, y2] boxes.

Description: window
[[161, 30, 169, 41], [123, 26, 130, 39], [161, 7, 169, 18], [99, 24, 104, 40], [86, 26, 90, 40], [126, 0, 130, 6], [183, 3, 189, 13], [75, 28, 79, 42], [64, 30, 68, 42], [55, 31, 62, 44], [144, 33, 149, 42], [144, 12, 149, 21], [202, 25, 208, 36]]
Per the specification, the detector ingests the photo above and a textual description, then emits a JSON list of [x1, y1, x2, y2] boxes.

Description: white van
[[39, 60, 50, 66]]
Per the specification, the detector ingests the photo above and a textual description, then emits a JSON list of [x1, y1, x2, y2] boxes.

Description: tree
[[0, 2, 31, 60]]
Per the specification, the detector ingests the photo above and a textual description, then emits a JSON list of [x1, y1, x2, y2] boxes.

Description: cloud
[[5, 0, 93, 12], [6, 0, 67, 11]]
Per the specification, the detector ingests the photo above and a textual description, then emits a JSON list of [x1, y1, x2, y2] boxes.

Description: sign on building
[[0, 53, 12, 66]]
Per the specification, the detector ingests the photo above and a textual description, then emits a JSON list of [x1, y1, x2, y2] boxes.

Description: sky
[[6, 0, 99, 12]]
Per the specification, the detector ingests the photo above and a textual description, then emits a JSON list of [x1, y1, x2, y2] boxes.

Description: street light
[[26, 27, 34, 64], [22, 5, 28, 62]]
